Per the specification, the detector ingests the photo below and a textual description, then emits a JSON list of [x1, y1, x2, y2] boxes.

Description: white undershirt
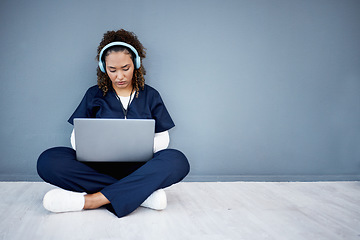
[[70, 93, 170, 153], [119, 94, 133, 111]]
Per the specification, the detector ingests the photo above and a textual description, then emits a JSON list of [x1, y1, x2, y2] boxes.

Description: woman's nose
[[116, 71, 125, 80]]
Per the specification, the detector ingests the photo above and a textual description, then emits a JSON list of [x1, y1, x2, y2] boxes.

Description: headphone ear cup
[[98, 60, 106, 73], [135, 57, 141, 69]]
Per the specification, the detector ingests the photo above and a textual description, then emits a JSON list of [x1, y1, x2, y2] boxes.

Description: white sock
[[141, 189, 167, 210], [43, 189, 86, 213]]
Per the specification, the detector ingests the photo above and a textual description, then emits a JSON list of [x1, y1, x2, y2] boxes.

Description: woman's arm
[[153, 130, 170, 153], [70, 129, 76, 150], [70, 129, 170, 153]]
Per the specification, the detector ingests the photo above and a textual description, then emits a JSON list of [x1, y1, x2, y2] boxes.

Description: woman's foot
[[43, 189, 86, 213], [84, 192, 110, 209], [43, 189, 110, 213], [141, 189, 167, 210]]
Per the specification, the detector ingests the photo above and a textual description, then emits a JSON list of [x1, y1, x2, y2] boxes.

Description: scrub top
[[68, 84, 175, 133]]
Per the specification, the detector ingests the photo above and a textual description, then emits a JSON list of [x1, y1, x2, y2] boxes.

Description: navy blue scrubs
[[37, 84, 190, 218]]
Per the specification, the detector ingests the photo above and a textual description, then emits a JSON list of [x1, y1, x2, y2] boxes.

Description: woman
[[37, 29, 190, 218]]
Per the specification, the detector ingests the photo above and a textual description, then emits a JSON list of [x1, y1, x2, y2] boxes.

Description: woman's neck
[[113, 84, 134, 97]]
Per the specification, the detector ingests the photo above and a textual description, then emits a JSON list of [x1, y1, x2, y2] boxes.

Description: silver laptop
[[74, 118, 155, 162]]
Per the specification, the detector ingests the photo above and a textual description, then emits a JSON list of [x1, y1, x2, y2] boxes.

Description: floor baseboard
[[183, 174, 360, 182], [2, 174, 358, 182]]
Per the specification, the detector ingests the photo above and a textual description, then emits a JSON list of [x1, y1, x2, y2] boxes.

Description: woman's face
[[105, 51, 135, 94]]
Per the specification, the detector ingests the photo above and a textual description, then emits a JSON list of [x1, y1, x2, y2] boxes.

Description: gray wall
[[0, 0, 359, 181]]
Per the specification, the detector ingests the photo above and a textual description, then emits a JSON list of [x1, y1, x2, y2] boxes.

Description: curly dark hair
[[96, 29, 146, 96]]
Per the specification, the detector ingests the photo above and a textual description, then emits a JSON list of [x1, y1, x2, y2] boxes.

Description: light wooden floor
[[0, 181, 359, 240]]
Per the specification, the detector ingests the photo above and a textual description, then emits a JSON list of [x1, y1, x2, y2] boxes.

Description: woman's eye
[[123, 68, 130, 71]]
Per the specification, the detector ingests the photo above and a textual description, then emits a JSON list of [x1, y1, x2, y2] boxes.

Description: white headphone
[[98, 41, 141, 72]]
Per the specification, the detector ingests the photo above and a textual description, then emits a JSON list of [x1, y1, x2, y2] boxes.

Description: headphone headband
[[98, 41, 141, 72]]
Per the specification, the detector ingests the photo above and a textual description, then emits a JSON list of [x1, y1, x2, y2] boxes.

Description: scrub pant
[[37, 147, 190, 218]]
